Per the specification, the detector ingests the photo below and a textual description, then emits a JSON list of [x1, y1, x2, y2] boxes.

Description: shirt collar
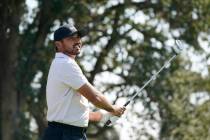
[[55, 52, 71, 59]]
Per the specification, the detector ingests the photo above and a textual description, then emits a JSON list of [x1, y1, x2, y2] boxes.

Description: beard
[[64, 43, 82, 56]]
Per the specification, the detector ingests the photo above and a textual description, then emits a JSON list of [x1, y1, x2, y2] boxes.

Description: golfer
[[42, 24, 126, 140]]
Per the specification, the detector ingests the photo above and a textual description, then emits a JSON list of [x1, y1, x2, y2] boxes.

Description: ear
[[55, 41, 63, 51]]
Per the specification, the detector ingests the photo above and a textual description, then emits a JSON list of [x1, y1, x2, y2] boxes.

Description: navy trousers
[[42, 122, 87, 140]]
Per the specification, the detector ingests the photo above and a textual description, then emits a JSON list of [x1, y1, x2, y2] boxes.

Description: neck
[[69, 54, 76, 59], [63, 52, 76, 59]]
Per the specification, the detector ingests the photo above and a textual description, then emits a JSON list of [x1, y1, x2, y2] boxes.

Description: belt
[[48, 121, 87, 133]]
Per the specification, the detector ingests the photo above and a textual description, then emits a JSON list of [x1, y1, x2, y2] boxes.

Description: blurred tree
[[0, 0, 25, 140], [0, 0, 210, 140], [160, 68, 210, 140]]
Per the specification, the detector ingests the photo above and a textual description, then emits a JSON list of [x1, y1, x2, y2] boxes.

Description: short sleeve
[[59, 61, 88, 90]]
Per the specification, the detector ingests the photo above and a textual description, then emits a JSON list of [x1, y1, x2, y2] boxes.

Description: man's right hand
[[110, 105, 126, 117]]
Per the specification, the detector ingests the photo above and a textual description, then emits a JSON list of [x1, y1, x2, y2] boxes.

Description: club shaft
[[124, 54, 177, 106], [105, 54, 177, 126], [105, 40, 184, 126]]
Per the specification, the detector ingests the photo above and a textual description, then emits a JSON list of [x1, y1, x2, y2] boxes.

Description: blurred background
[[1, 0, 210, 140]]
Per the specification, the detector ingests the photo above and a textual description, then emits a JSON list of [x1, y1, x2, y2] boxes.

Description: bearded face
[[56, 35, 83, 56]]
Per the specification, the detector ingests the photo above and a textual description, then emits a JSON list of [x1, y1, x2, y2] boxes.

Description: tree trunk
[[0, 26, 19, 140], [0, 0, 24, 139]]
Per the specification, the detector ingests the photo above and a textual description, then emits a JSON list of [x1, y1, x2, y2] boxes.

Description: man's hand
[[110, 105, 126, 117], [100, 112, 121, 126], [100, 105, 126, 126]]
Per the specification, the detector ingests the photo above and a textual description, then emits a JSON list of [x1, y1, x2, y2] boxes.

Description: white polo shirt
[[46, 52, 89, 127]]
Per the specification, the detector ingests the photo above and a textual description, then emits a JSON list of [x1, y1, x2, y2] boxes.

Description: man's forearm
[[78, 83, 115, 112], [92, 92, 115, 112]]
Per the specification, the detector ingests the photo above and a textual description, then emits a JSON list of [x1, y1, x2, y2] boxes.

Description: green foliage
[[159, 68, 210, 140]]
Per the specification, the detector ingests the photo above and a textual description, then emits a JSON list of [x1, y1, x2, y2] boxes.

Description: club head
[[175, 40, 185, 51]]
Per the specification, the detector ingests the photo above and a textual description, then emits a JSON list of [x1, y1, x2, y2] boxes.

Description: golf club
[[105, 40, 185, 126]]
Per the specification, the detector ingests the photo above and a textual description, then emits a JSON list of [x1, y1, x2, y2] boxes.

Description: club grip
[[123, 101, 130, 107], [104, 102, 129, 126], [104, 120, 112, 126]]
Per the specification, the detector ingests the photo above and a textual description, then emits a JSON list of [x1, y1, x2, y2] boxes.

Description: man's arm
[[78, 82, 114, 112], [78, 82, 125, 116]]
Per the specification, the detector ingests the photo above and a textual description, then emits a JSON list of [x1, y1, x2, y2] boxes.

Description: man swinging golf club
[[42, 24, 126, 140]]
